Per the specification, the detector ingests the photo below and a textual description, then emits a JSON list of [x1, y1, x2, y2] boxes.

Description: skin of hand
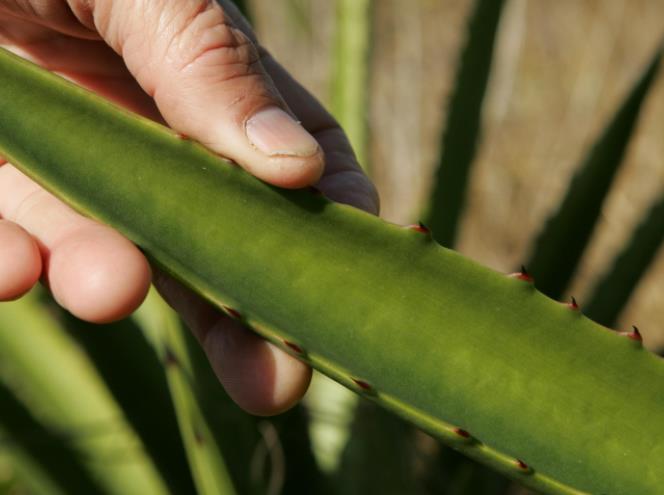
[[0, 0, 379, 416]]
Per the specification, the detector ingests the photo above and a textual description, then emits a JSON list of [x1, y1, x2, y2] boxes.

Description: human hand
[[0, 0, 378, 415]]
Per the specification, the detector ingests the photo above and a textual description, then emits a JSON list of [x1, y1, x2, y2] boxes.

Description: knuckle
[[169, 1, 261, 79], [9, 186, 47, 224]]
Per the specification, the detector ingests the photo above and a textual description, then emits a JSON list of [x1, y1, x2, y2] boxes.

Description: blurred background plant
[[1, 0, 663, 494]]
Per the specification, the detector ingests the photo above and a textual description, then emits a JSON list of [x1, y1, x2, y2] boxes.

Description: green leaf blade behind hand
[[424, 0, 506, 247], [526, 46, 662, 299], [584, 194, 664, 327]]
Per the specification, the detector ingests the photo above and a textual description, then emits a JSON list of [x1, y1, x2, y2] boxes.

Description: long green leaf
[[584, 194, 664, 326], [331, 0, 372, 170], [173, 319, 266, 495], [424, 0, 506, 247], [135, 291, 237, 495], [1, 48, 664, 494], [0, 386, 101, 495], [0, 293, 169, 495], [526, 46, 662, 299], [49, 304, 197, 494]]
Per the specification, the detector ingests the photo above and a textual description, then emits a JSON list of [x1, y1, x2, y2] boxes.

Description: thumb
[[82, 0, 323, 188]]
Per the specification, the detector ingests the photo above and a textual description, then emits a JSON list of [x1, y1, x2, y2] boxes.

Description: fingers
[[154, 271, 311, 416], [0, 164, 151, 322], [314, 128, 380, 215], [0, 1, 98, 39], [0, 220, 41, 300], [256, 50, 380, 214], [66, 0, 324, 188]]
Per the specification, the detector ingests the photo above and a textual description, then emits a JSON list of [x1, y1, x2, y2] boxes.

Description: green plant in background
[[585, 194, 664, 327], [425, 0, 506, 248], [1, 1, 664, 494], [330, 0, 372, 171], [525, 51, 662, 301], [0, 291, 170, 495]]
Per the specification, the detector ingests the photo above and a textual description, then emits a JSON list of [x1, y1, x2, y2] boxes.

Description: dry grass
[[252, 0, 664, 349]]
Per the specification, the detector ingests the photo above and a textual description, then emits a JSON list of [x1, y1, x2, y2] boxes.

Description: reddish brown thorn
[[408, 222, 430, 234], [568, 296, 579, 310], [222, 306, 242, 320], [352, 378, 373, 392], [453, 428, 471, 439], [508, 265, 533, 283], [623, 325, 643, 342], [175, 132, 190, 140], [516, 459, 530, 471], [284, 340, 304, 354]]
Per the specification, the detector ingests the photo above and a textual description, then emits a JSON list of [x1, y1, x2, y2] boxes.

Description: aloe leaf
[[172, 319, 267, 495], [157, 304, 272, 495], [135, 291, 236, 495], [331, 0, 372, 170], [1, 48, 663, 494], [584, 194, 664, 326], [424, 0, 506, 247], [0, 387, 101, 495], [0, 293, 169, 495], [47, 303, 197, 494], [526, 46, 662, 299]]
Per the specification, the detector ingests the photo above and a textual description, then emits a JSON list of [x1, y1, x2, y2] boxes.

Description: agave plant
[[1, 1, 663, 494]]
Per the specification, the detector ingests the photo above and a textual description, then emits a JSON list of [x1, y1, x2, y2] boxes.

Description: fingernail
[[246, 107, 319, 157]]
